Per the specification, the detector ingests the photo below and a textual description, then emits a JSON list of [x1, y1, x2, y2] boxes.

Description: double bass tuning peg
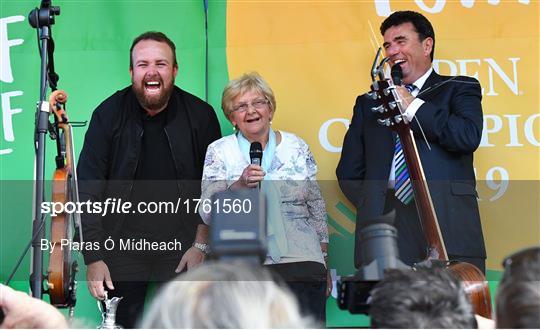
[[377, 118, 392, 127], [371, 105, 386, 113], [367, 91, 379, 100]]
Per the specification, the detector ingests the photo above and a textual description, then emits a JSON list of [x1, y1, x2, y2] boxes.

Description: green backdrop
[[1, 0, 234, 326]]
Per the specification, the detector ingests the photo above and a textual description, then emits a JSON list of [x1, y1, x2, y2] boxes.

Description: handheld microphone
[[249, 142, 263, 166], [391, 63, 403, 86], [249, 142, 263, 189]]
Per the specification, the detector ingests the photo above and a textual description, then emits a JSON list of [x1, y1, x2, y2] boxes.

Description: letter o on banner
[[319, 118, 350, 153]]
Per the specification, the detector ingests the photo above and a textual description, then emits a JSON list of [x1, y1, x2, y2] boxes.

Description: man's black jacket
[[77, 86, 221, 264]]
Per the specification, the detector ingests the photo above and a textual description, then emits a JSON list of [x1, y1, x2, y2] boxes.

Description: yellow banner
[[226, 1, 539, 271]]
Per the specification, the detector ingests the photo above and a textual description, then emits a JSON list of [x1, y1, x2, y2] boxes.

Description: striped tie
[[394, 136, 414, 204]]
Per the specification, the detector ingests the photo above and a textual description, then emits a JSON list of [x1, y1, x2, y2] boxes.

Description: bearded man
[[77, 32, 221, 328]]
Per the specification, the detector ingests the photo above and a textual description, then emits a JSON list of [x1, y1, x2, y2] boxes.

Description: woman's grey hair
[[139, 261, 315, 328], [221, 72, 276, 121]]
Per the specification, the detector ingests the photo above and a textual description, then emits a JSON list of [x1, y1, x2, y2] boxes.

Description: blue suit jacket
[[336, 71, 486, 261]]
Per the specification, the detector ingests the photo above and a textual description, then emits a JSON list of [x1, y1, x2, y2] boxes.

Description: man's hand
[[86, 260, 114, 300], [175, 246, 206, 273], [394, 85, 415, 109], [0, 284, 68, 328]]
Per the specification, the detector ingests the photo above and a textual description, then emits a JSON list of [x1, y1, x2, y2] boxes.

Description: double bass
[[369, 50, 492, 318], [46, 90, 83, 317]]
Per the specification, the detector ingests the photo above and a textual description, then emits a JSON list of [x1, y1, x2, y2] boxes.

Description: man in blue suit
[[336, 11, 486, 272]]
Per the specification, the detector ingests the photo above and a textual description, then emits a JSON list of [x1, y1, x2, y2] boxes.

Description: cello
[[369, 50, 492, 318], [46, 90, 83, 317]]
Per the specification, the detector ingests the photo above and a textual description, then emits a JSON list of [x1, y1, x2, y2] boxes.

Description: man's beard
[[132, 78, 175, 112]]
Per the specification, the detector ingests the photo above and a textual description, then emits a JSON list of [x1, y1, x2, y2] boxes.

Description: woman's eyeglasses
[[232, 98, 269, 113]]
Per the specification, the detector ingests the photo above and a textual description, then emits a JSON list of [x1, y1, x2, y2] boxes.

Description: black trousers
[[384, 192, 485, 274], [266, 261, 327, 325], [102, 252, 181, 328]]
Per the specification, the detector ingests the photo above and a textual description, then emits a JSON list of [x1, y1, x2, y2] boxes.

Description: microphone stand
[[27, 0, 60, 299]]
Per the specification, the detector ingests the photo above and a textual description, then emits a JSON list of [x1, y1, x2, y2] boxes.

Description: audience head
[[369, 265, 476, 328], [496, 246, 540, 329], [140, 261, 313, 328]]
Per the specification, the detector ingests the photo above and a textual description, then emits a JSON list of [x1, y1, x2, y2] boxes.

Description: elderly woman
[[200, 72, 330, 322]]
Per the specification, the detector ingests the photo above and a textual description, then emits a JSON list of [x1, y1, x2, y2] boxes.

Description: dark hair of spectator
[[380, 11, 435, 61], [129, 31, 178, 68], [369, 265, 476, 328], [496, 247, 540, 329]]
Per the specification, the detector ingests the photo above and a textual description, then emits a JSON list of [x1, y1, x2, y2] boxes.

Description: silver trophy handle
[[97, 291, 123, 329]]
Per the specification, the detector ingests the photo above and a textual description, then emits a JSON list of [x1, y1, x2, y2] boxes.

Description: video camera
[[208, 189, 267, 264], [337, 211, 409, 314]]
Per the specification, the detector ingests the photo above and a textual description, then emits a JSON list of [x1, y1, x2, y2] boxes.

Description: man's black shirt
[[121, 105, 184, 247]]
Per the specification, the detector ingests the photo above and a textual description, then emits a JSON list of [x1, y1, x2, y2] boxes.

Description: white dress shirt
[[388, 67, 433, 188]]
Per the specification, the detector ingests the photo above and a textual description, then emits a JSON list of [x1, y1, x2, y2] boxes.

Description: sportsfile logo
[[374, 0, 530, 17], [40, 197, 253, 217]]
